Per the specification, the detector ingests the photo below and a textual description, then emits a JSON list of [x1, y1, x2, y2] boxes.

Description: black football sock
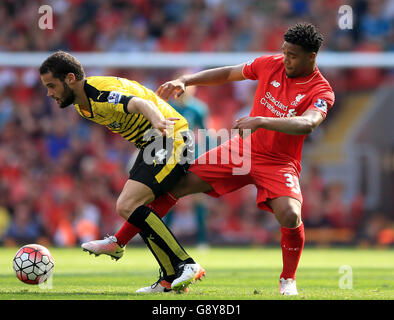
[[128, 205, 195, 280]]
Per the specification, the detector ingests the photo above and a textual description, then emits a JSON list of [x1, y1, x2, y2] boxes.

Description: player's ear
[[65, 72, 76, 84], [309, 52, 317, 63]]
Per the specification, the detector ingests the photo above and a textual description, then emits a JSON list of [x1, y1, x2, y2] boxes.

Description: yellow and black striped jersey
[[74, 76, 189, 149]]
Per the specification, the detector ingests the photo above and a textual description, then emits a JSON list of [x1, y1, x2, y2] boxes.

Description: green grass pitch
[[0, 246, 393, 300]]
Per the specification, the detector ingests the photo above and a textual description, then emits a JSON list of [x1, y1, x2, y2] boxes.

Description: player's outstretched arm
[[233, 109, 325, 136], [156, 63, 246, 101], [126, 97, 178, 136]]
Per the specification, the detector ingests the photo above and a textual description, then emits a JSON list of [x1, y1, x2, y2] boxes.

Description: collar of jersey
[[284, 67, 319, 85], [292, 67, 320, 85], [76, 80, 95, 118]]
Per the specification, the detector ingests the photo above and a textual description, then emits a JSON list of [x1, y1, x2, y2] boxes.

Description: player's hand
[[232, 116, 261, 138], [156, 79, 186, 101], [152, 117, 180, 136]]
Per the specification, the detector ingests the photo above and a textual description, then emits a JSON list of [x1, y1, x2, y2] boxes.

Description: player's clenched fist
[[232, 116, 262, 138], [156, 79, 186, 101]]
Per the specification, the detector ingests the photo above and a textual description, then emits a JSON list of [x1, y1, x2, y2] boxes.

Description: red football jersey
[[242, 54, 335, 170]]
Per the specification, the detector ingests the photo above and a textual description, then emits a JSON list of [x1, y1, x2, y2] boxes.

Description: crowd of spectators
[[0, 0, 393, 53], [0, 0, 393, 247]]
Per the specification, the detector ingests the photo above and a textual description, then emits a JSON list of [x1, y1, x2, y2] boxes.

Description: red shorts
[[189, 135, 303, 213]]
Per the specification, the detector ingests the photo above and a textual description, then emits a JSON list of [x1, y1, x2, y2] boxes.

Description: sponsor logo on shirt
[[314, 98, 328, 113], [107, 121, 122, 130], [270, 80, 280, 88], [261, 91, 298, 118], [108, 91, 123, 105]]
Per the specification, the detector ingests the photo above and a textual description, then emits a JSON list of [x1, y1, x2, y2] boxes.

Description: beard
[[59, 81, 76, 108]]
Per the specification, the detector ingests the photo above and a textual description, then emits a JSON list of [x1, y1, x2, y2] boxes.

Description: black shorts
[[129, 134, 193, 198]]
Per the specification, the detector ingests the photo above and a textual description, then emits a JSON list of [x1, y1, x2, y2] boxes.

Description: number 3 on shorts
[[283, 173, 301, 194]]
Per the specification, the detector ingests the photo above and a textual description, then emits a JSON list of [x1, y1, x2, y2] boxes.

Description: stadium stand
[[0, 0, 393, 247]]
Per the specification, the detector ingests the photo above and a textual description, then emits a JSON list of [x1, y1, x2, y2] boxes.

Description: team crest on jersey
[[270, 80, 280, 88], [314, 98, 328, 113], [291, 93, 306, 106], [108, 91, 123, 105]]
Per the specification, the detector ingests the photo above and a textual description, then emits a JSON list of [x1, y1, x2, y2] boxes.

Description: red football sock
[[114, 192, 178, 246], [115, 221, 140, 246], [280, 222, 305, 280], [147, 192, 178, 218]]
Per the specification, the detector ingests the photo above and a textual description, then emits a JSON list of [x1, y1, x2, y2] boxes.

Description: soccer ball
[[12, 244, 54, 285]]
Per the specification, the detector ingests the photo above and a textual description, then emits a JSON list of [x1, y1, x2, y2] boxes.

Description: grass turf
[[0, 246, 393, 300]]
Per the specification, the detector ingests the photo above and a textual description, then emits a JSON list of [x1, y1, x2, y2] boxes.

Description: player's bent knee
[[278, 208, 301, 228], [116, 198, 145, 220]]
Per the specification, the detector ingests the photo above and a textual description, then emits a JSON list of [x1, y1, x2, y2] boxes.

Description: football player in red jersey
[[95, 22, 335, 295]]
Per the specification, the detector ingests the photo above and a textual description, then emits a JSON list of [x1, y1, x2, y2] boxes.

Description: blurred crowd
[[0, 0, 393, 248], [0, 0, 393, 53]]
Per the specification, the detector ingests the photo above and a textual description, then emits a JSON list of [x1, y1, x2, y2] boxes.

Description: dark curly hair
[[39, 51, 85, 81], [284, 22, 324, 53]]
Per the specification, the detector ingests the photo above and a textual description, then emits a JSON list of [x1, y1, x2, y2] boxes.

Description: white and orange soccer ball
[[12, 244, 54, 285]]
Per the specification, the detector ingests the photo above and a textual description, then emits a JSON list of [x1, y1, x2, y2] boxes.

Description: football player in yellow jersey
[[39, 51, 205, 293]]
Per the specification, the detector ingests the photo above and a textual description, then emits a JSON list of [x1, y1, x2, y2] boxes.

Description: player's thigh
[[116, 179, 155, 219], [267, 196, 302, 228], [252, 161, 303, 227], [128, 142, 192, 201], [174, 136, 253, 199], [171, 171, 214, 198]]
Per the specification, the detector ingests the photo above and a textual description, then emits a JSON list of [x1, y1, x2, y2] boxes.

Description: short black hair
[[39, 51, 85, 81], [284, 22, 323, 53]]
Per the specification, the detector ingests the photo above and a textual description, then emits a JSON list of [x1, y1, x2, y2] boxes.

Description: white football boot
[[279, 278, 298, 295], [81, 235, 125, 261], [136, 269, 189, 293], [171, 262, 206, 292], [136, 279, 174, 293]]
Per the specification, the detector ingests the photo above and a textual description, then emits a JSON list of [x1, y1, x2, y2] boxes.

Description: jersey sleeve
[[85, 77, 138, 114], [308, 90, 335, 118], [106, 90, 135, 114], [106, 79, 148, 114], [242, 55, 277, 80]]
